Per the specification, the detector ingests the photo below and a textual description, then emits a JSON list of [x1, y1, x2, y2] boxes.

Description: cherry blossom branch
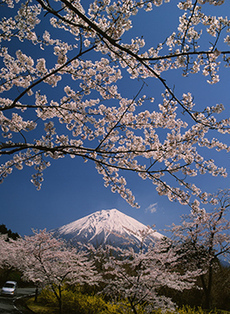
[[53, 0, 227, 129], [0, 46, 96, 112]]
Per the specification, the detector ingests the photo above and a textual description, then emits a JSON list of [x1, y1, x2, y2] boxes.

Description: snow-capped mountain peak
[[53, 208, 163, 248]]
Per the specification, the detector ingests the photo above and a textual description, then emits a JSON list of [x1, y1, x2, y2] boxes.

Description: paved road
[[0, 288, 36, 314]]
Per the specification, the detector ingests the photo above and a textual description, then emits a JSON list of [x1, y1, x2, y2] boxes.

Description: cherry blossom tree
[[14, 229, 99, 314], [0, 234, 11, 269], [0, 233, 21, 284], [170, 189, 230, 309], [0, 0, 229, 208], [97, 229, 202, 313]]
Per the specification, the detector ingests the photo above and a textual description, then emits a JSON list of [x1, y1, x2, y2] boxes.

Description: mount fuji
[[52, 208, 163, 248]]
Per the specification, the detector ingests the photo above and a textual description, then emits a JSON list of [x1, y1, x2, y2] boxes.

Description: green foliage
[[28, 292, 230, 314], [39, 289, 58, 307], [26, 297, 56, 314], [0, 224, 19, 240], [158, 262, 230, 311], [0, 268, 24, 287], [62, 290, 119, 314], [178, 306, 214, 314], [210, 265, 230, 310], [154, 306, 221, 314], [37, 288, 125, 313]]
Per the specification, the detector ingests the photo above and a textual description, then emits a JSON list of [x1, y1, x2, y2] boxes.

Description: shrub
[[38, 288, 122, 313], [39, 289, 59, 308]]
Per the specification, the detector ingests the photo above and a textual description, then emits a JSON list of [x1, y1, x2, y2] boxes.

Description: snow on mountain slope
[[52, 209, 163, 248]]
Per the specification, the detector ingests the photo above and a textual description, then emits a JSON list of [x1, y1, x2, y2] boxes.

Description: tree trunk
[[128, 297, 138, 314], [58, 286, 62, 314], [200, 266, 213, 309], [34, 287, 38, 303], [205, 266, 212, 309]]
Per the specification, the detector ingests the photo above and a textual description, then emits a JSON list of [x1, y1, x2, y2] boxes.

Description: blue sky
[[0, 1, 229, 236]]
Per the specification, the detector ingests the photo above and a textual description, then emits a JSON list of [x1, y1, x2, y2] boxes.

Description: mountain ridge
[[52, 208, 163, 248]]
